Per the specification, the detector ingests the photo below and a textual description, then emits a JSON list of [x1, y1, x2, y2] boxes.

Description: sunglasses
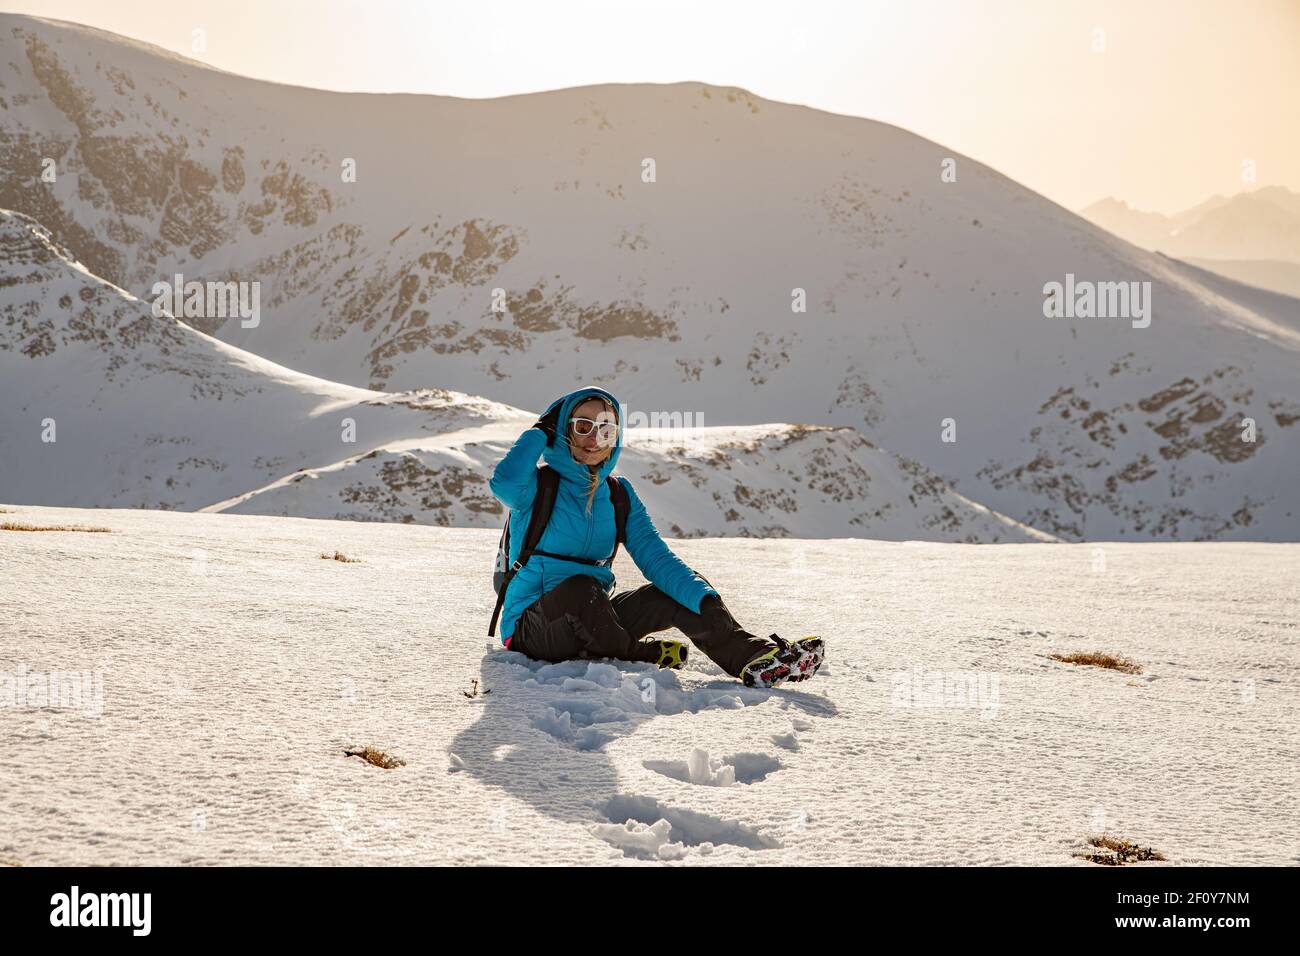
[[570, 417, 618, 438]]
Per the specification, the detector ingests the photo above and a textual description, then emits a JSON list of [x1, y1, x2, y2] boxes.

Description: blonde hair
[[569, 396, 618, 515]]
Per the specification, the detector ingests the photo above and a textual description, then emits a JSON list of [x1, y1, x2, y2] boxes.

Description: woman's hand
[[532, 404, 563, 446]]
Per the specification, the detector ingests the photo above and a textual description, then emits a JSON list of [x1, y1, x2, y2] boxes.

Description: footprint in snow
[[593, 793, 781, 860], [644, 748, 783, 787]]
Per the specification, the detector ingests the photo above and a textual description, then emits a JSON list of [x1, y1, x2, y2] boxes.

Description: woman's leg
[[509, 574, 662, 665], [611, 584, 772, 678]]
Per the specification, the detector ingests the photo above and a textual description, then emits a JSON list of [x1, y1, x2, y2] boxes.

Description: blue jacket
[[489, 385, 719, 644]]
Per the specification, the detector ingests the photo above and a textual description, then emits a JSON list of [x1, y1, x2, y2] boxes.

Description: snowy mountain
[[1081, 189, 1300, 300], [1, 209, 1041, 540], [3, 15, 1299, 540], [1081, 188, 1300, 265], [0, 209, 513, 513], [205, 416, 1054, 542], [1077, 197, 1183, 252]]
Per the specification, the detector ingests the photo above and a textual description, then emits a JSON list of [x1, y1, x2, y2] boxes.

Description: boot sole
[[656, 642, 688, 670], [743, 638, 825, 688]]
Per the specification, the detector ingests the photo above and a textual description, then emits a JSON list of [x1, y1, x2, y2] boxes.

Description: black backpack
[[489, 465, 630, 637]]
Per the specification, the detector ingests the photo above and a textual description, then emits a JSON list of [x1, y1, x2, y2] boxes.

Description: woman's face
[[568, 397, 618, 466]]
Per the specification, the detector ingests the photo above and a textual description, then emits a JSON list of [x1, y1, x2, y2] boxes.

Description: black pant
[[508, 575, 773, 678]]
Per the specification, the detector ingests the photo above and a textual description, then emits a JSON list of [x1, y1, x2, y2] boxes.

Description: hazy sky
[[4, 0, 1296, 213]]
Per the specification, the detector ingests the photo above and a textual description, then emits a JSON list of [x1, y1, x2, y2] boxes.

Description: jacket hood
[[539, 385, 623, 484]]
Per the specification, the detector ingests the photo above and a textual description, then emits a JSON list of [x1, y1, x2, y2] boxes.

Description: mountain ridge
[[0, 207, 1049, 541], [2, 15, 1298, 540]]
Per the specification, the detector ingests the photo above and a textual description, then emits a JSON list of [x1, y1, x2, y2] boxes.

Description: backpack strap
[[489, 466, 560, 637], [488, 470, 631, 638], [605, 475, 630, 566], [521, 466, 562, 561]]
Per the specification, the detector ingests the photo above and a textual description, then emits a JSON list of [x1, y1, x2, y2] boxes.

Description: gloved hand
[[532, 403, 563, 446], [699, 593, 734, 633]]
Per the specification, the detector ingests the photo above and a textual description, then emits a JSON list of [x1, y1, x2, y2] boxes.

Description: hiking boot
[[740, 634, 825, 688], [654, 639, 688, 670]]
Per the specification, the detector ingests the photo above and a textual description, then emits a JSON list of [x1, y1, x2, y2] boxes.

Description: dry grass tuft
[[1077, 834, 1166, 866], [343, 745, 405, 769], [1, 522, 111, 533], [320, 550, 361, 563], [1050, 651, 1142, 675]]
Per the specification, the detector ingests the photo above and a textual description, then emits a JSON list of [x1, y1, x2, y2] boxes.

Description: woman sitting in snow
[[488, 385, 825, 688]]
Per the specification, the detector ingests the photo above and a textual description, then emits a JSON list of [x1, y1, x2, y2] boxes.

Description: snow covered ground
[[2, 505, 1296, 865]]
